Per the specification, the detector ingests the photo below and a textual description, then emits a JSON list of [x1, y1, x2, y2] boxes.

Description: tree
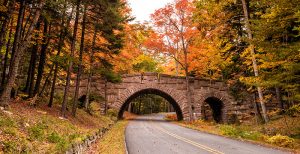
[[132, 54, 163, 73], [113, 24, 150, 74], [61, 0, 81, 117], [84, 24, 98, 110], [72, 3, 87, 116], [48, 1, 74, 108], [149, 0, 196, 121], [0, 0, 14, 63], [240, 0, 267, 122], [1, 11, 13, 87], [191, 0, 237, 80], [33, 17, 51, 97], [249, 0, 300, 107], [0, 0, 45, 107]]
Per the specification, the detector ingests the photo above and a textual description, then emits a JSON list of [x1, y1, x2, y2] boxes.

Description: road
[[125, 114, 289, 154]]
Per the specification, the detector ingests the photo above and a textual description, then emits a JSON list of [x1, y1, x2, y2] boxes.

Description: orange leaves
[[112, 24, 147, 73], [147, 0, 198, 75]]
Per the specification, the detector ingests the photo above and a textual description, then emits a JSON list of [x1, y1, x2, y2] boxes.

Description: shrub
[[68, 133, 83, 143], [267, 134, 295, 148], [165, 114, 177, 121], [286, 104, 300, 117], [2, 140, 18, 153], [107, 109, 118, 118], [3, 127, 17, 136], [219, 125, 262, 141], [88, 102, 102, 115], [219, 125, 240, 137], [28, 123, 47, 141], [47, 132, 62, 143], [0, 116, 16, 127], [48, 132, 69, 152], [240, 131, 263, 140], [55, 139, 69, 152]]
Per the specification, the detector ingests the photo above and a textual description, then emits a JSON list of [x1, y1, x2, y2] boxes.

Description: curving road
[[125, 114, 289, 154]]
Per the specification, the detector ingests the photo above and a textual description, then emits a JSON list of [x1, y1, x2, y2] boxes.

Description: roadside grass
[[95, 120, 128, 154], [167, 109, 300, 153], [0, 99, 113, 153], [86, 111, 134, 153]]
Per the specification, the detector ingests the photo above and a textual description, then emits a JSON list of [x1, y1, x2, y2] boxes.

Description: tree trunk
[[24, 46, 35, 92], [48, 3, 73, 108], [253, 93, 263, 124], [1, 17, 13, 87], [39, 64, 54, 96], [26, 44, 38, 95], [138, 96, 141, 115], [175, 52, 179, 76], [128, 103, 132, 112], [0, 0, 14, 53], [33, 19, 50, 97], [84, 26, 97, 110], [61, 0, 80, 117], [275, 87, 284, 110], [104, 79, 108, 114], [241, 0, 268, 123], [25, 20, 41, 95], [183, 44, 193, 121], [0, 0, 44, 107], [10, 0, 25, 64], [72, 4, 87, 116]]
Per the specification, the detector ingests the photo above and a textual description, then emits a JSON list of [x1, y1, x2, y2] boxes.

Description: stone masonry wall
[[59, 73, 255, 123]]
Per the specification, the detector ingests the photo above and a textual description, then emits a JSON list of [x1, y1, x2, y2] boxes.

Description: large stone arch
[[113, 84, 188, 120]]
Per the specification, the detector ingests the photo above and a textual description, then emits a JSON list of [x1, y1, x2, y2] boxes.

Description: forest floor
[[0, 98, 113, 153], [166, 110, 300, 153]]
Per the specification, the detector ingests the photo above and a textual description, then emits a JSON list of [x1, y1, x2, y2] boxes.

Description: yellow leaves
[[0, 4, 7, 13], [239, 76, 261, 86], [260, 60, 286, 69]]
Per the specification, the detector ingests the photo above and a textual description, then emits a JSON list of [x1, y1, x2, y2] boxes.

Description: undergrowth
[[0, 99, 113, 153]]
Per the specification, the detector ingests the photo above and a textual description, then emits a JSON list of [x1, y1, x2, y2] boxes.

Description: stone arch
[[196, 90, 233, 123], [202, 97, 224, 123], [117, 87, 184, 121]]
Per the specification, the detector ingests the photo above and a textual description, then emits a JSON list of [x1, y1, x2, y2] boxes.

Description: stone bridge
[[61, 73, 254, 122]]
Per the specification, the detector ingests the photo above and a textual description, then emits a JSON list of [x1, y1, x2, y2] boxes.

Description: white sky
[[127, 0, 174, 23]]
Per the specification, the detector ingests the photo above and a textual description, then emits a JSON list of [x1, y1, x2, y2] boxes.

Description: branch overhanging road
[[125, 114, 289, 154]]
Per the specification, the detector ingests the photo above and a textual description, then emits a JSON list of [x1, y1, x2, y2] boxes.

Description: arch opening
[[118, 88, 183, 121], [201, 97, 224, 123]]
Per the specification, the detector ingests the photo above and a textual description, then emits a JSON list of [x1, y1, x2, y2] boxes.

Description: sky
[[127, 0, 174, 23]]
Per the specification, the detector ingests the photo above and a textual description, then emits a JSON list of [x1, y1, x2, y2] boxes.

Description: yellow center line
[[150, 118, 224, 154]]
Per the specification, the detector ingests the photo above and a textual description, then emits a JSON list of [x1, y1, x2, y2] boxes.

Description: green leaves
[[249, 0, 300, 100]]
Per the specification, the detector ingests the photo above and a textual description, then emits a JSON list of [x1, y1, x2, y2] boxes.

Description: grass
[[87, 120, 128, 154], [167, 111, 300, 153], [0, 98, 113, 153], [86, 112, 135, 153]]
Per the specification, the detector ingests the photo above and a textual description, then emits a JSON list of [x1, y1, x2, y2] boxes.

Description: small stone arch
[[117, 88, 184, 121], [197, 91, 233, 123], [202, 97, 224, 123]]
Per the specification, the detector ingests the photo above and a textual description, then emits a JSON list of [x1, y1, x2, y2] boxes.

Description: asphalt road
[[125, 113, 289, 154]]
